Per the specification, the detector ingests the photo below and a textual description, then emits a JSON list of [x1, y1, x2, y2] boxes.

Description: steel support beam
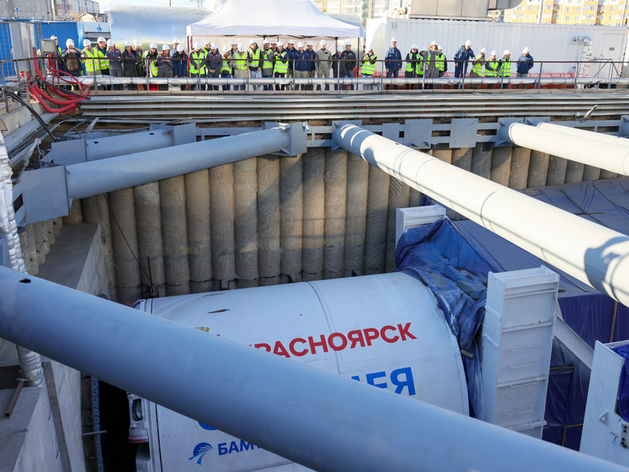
[[499, 122, 629, 176], [536, 121, 629, 144], [0, 265, 625, 472], [332, 123, 629, 308]]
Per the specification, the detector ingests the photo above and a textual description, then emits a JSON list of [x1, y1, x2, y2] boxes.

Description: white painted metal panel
[[367, 18, 627, 76]]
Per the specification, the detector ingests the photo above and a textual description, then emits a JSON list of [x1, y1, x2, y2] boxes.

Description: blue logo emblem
[[198, 422, 216, 431], [189, 442, 213, 465]]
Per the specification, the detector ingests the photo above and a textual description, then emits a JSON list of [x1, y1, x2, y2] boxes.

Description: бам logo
[[189, 442, 213, 465]]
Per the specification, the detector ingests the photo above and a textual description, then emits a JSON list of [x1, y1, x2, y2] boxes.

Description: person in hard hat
[[286, 39, 296, 84], [274, 41, 288, 91], [422, 41, 441, 90], [469, 48, 486, 89], [133, 40, 145, 78], [207, 42, 222, 91], [261, 39, 275, 91], [500, 49, 512, 89], [156, 44, 173, 91], [233, 43, 249, 91], [436, 45, 447, 89], [315, 39, 332, 91], [453, 40, 474, 89], [105, 39, 123, 90], [188, 41, 206, 91], [484, 51, 500, 89], [247, 38, 262, 91], [121, 41, 138, 90], [81, 39, 102, 80], [404, 44, 420, 87], [48, 35, 65, 73], [305, 40, 316, 90], [293, 42, 308, 91], [143, 43, 159, 91], [360, 44, 377, 91], [332, 44, 344, 91], [61, 39, 81, 90], [172, 44, 188, 91], [341, 41, 356, 91], [220, 45, 233, 91], [385, 37, 402, 89], [416, 46, 427, 89], [96, 36, 109, 76], [172, 38, 180, 52], [516, 47, 534, 89]]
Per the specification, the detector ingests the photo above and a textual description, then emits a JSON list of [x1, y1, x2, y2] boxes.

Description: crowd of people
[[44, 35, 535, 91]]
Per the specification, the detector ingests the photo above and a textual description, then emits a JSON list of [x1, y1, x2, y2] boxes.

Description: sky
[[96, 0, 219, 13]]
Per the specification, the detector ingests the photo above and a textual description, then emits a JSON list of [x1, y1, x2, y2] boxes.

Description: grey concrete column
[[546, 155, 568, 186], [210, 164, 237, 289], [280, 155, 303, 283], [408, 188, 423, 207], [52, 217, 62, 238], [432, 146, 453, 164], [257, 156, 281, 286], [323, 150, 347, 280], [452, 148, 473, 172], [185, 170, 212, 294], [471, 144, 492, 179], [108, 188, 141, 305], [234, 159, 258, 288], [385, 178, 410, 272], [600, 169, 618, 179], [344, 153, 369, 277], [582, 165, 601, 182], [134, 182, 166, 298], [565, 161, 585, 184], [45, 219, 55, 248], [19, 223, 38, 275], [364, 166, 390, 275], [62, 200, 83, 225], [32, 221, 46, 266], [527, 151, 550, 188], [508, 147, 531, 190], [490, 146, 512, 186], [302, 148, 325, 281]]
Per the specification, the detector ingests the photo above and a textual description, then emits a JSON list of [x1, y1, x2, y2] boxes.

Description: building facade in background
[[55, 0, 100, 21], [504, 0, 628, 25], [312, 0, 389, 20]]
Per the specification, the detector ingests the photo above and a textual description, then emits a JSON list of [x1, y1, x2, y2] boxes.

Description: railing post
[[536, 61, 543, 89], [574, 61, 579, 89], [1, 64, 7, 113]]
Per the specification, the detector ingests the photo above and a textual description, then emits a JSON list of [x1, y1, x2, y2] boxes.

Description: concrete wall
[[0, 0, 54, 20]]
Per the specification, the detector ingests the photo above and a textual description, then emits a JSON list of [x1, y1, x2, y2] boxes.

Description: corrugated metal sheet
[[0, 22, 15, 79], [367, 18, 628, 76], [35, 21, 80, 50]]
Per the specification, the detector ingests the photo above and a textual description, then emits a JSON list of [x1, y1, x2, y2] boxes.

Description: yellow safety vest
[[262, 49, 274, 69], [435, 54, 446, 72], [82, 48, 102, 75], [143, 51, 159, 77], [235, 52, 248, 70], [501, 58, 512, 77], [405, 52, 418, 73], [98, 48, 108, 70], [220, 54, 231, 74], [189, 51, 206, 74], [274, 51, 288, 74], [248, 48, 260, 68], [361, 53, 376, 76], [415, 54, 425, 76], [471, 57, 484, 76], [485, 60, 499, 77]]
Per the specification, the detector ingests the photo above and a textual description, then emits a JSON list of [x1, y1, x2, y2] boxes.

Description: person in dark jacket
[[305, 41, 316, 90], [340, 41, 356, 91], [105, 39, 123, 91], [516, 47, 534, 89], [384, 37, 402, 89], [332, 44, 344, 91], [172, 44, 188, 91], [286, 39, 296, 80], [61, 39, 82, 90], [156, 44, 172, 91], [206, 43, 222, 91], [293, 43, 308, 91], [453, 40, 475, 89]]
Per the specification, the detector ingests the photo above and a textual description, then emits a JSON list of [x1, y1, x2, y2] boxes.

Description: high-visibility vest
[[435, 53, 446, 72], [500, 58, 511, 77], [415, 54, 425, 76], [248, 48, 260, 68], [143, 51, 159, 77], [361, 53, 376, 76], [471, 57, 484, 76], [189, 50, 206, 74], [235, 52, 248, 70], [220, 54, 231, 74], [82, 48, 102, 74], [262, 49, 274, 69], [274, 51, 288, 74], [485, 60, 499, 77], [98, 48, 108, 70], [405, 52, 418, 73]]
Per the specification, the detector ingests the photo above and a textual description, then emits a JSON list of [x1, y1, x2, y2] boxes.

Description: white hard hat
[[307, 40, 313, 46], [249, 38, 257, 44], [231, 40, 237, 45], [193, 41, 201, 49], [97, 36, 106, 43], [504, 49, 511, 55], [66, 39, 74, 46], [133, 40, 141, 47], [430, 41, 437, 46], [238, 43, 244, 52], [211, 42, 217, 49], [222, 45, 229, 53], [173, 38, 179, 43], [421, 46, 427, 52], [277, 41, 284, 47], [162, 44, 170, 51], [288, 39, 295, 44], [51, 35, 58, 40], [523, 47, 530, 54], [83, 39, 91, 47], [263, 39, 270, 45], [298, 42, 304, 48], [106, 39, 114, 47], [438, 45, 443, 50], [124, 41, 131, 47], [337, 45, 343, 52], [390, 37, 397, 42], [367, 43, 373, 51], [480, 48, 486, 54], [490, 50, 497, 56], [465, 40, 471, 46], [411, 44, 418, 50], [177, 44, 184, 52], [150, 43, 157, 49], [203, 38, 210, 45], [345, 40, 352, 46], [320, 39, 327, 46], [271, 39, 277, 44]]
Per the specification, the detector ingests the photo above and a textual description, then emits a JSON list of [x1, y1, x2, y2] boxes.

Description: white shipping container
[[366, 18, 628, 77]]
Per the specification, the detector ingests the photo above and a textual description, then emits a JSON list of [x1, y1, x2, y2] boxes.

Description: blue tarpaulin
[[415, 178, 629, 449], [613, 344, 629, 423]]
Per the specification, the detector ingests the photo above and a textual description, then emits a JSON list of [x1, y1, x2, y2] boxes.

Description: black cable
[[3, 89, 59, 142]]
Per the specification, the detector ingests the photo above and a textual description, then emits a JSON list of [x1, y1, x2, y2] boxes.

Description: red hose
[[31, 83, 83, 106], [33, 49, 90, 99], [29, 87, 79, 115]]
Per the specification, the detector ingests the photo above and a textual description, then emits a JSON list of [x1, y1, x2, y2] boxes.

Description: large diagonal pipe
[[0, 265, 624, 472], [499, 122, 629, 176], [333, 123, 629, 307]]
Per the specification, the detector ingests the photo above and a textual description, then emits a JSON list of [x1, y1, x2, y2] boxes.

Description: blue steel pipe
[[0, 265, 625, 472]]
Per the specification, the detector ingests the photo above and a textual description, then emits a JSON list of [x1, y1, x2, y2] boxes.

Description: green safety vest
[[262, 49, 274, 69], [435, 53, 446, 72], [82, 48, 104, 74], [248, 48, 260, 68], [235, 51, 248, 70], [485, 60, 499, 77], [143, 51, 159, 77], [405, 52, 418, 72], [360, 53, 376, 76], [501, 58, 511, 77], [189, 50, 206, 74], [98, 48, 108, 70], [274, 51, 288, 74], [471, 57, 484, 76], [415, 54, 425, 76], [220, 54, 231, 74]]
